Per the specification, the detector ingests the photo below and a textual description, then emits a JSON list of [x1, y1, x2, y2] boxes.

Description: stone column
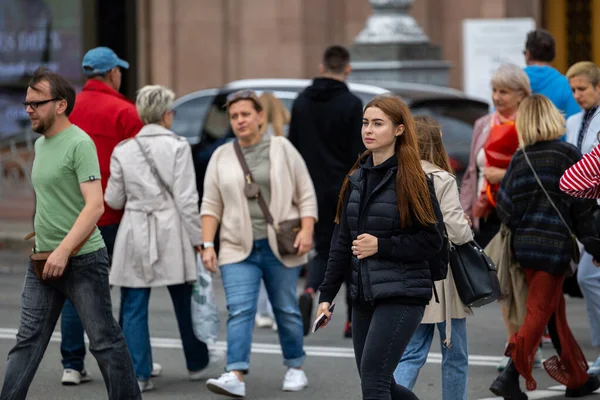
[[349, 0, 451, 86]]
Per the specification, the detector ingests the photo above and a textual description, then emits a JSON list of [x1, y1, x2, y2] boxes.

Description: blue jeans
[[120, 283, 209, 380], [578, 251, 600, 347], [1, 248, 140, 400], [221, 239, 305, 373], [393, 318, 468, 400], [60, 224, 120, 371]]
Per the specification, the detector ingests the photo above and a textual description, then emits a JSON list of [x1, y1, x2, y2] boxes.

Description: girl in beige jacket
[[201, 90, 317, 398], [394, 116, 473, 400]]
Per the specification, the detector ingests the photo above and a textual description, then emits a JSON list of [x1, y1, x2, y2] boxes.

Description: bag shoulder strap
[[522, 149, 575, 237], [233, 140, 275, 227], [427, 172, 451, 240], [134, 136, 173, 200]]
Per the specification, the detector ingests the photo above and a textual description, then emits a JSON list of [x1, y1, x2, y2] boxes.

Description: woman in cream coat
[[394, 116, 473, 400], [105, 85, 209, 392], [201, 90, 317, 398]]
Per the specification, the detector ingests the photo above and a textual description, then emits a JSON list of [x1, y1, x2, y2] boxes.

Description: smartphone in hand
[[312, 302, 336, 333]]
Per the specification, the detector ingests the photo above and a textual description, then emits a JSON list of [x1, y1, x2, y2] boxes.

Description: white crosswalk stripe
[[0, 327, 503, 364], [1, 327, 599, 399], [477, 384, 600, 399]]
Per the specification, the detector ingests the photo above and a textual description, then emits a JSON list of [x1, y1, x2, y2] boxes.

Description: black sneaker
[[298, 292, 313, 336], [565, 375, 600, 398]]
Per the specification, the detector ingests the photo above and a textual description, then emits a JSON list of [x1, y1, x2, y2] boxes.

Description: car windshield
[[171, 94, 215, 145]]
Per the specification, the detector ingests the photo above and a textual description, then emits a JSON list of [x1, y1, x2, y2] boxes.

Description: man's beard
[[31, 114, 55, 135]]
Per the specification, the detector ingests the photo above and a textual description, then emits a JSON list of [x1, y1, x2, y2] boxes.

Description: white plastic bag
[[191, 254, 220, 344]]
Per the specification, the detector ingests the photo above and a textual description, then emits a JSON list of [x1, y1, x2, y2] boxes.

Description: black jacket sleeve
[[288, 101, 300, 149], [377, 180, 444, 262], [573, 200, 600, 259], [318, 191, 353, 304], [562, 147, 600, 259]]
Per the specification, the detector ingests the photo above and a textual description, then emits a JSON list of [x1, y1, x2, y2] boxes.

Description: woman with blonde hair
[[394, 116, 473, 400], [259, 92, 291, 137], [254, 92, 292, 331], [489, 94, 600, 399]]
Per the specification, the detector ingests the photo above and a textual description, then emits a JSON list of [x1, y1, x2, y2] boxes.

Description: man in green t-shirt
[[0, 67, 140, 400]]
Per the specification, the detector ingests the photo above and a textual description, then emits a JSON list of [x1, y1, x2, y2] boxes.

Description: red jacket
[[69, 80, 144, 227]]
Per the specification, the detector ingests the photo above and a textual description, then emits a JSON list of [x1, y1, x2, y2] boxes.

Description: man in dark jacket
[[289, 45, 364, 337]]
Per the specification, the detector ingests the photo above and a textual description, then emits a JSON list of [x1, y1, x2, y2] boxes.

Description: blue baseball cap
[[81, 47, 129, 76]]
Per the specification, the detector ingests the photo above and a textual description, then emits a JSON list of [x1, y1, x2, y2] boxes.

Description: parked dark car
[[170, 79, 489, 197]]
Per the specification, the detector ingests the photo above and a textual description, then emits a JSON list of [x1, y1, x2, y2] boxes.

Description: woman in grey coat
[[105, 85, 210, 392]]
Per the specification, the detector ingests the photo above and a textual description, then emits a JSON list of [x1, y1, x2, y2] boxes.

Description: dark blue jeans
[[60, 224, 119, 371], [120, 284, 209, 380], [0, 248, 140, 400]]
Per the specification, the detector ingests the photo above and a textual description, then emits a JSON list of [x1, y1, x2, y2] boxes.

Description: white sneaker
[[189, 369, 208, 381], [588, 355, 600, 375], [206, 372, 246, 398], [138, 379, 155, 392], [282, 368, 308, 392], [151, 362, 162, 377], [189, 348, 224, 381], [61, 369, 92, 385], [255, 315, 275, 329], [209, 347, 225, 363]]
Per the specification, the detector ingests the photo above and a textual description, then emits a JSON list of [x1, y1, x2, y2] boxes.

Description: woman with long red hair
[[316, 94, 445, 400]]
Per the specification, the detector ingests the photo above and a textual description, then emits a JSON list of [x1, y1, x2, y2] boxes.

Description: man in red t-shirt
[[59, 47, 144, 386]]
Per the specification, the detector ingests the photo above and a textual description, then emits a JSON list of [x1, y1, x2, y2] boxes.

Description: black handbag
[[449, 239, 501, 307]]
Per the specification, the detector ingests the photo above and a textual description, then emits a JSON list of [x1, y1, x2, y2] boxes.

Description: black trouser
[[352, 299, 425, 400]]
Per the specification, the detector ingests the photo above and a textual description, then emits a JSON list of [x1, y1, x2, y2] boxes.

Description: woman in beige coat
[[394, 116, 473, 400], [201, 90, 317, 398], [105, 85, 209, 392]]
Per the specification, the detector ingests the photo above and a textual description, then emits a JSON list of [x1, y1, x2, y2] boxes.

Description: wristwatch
[[201, 242, 215, 250]]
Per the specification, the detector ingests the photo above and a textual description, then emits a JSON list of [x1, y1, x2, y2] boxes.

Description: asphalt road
[[0, 250, 599, 399]]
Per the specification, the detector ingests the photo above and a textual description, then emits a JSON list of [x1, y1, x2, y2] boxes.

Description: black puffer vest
[[345, 161, 443, 303]]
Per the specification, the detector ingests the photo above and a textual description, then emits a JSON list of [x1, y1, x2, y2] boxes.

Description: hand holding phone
[[312, 302, 336, 333]]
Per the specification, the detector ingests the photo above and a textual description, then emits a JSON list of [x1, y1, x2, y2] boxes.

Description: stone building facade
[[134, 0, 560, 96]]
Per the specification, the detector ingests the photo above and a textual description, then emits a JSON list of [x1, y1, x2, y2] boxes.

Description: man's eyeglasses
[[23, 98, 59, 110]]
